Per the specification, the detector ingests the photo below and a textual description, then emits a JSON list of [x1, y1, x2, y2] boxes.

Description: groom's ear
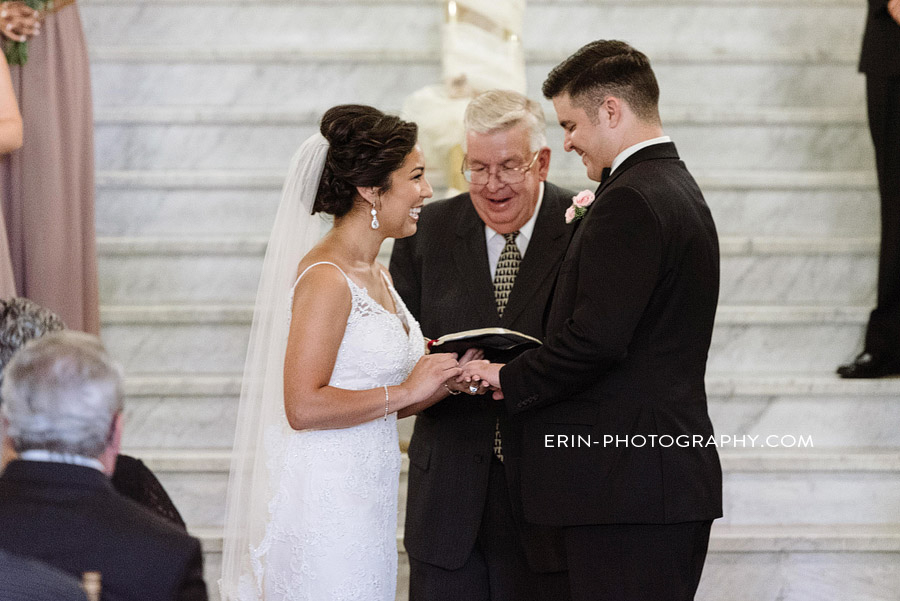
[[602, 97, 623, 128]]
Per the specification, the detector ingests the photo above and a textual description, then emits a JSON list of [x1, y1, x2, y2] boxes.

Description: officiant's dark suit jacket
[[0, 460, 207, 601], [499, 143, 723, 527], [390, 182, 575, 572]]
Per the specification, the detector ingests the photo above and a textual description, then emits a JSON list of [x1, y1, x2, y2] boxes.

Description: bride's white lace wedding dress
[[246, 261, 423, 601]]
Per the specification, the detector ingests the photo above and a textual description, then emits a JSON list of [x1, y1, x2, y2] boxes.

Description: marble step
[[95, 187, 282, 237], [706, 376, 900, 450], [99, 304, 870, 373], [94, 168, 878, 238], [95, 167, 877, 192], [192, 524, 900, 601], [80, 0, 863, 62], [707, 188, 878, 238], [718, 238, 877, 305], [97, 238, 267, 304], [706, 306, 868, 373], [94, 116, 871, 172], [94, 185, 881, 239], [93, 105, 868, 127], [101, 305, 251, 374], [95, 235, 879, 305], [135, 449, 900, 530], [122, 375, 240, 450], [120, 374, 900, 451], [89, 53, 866, 111]]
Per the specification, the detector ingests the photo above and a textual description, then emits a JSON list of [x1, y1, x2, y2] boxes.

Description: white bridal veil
[[219, 133, 330, 600]]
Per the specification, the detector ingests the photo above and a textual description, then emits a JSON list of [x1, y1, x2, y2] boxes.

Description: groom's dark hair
[[542, 40, 661, 125]]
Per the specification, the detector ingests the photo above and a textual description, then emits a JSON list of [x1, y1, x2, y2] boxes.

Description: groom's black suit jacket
[[0, 460, 207, 601], [390, 182, 574, 572], [499, 143, 723, 526]]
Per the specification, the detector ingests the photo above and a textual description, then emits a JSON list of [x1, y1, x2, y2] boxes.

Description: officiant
[[390, 89, 574, 601]]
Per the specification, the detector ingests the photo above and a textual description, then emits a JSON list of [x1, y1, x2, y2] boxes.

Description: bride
[[219, 105, 483, 600]]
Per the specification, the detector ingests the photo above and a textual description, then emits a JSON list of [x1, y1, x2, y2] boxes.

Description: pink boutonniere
[[565, 189, 595, 224]]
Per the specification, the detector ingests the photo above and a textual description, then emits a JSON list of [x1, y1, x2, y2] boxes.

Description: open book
[[427, 327, 541, 357]]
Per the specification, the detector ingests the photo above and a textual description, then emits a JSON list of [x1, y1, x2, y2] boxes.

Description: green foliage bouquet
[[3, 0, 47, 65]]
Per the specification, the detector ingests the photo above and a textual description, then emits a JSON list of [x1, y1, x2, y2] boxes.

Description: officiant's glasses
[[462, 151, 539, 186]]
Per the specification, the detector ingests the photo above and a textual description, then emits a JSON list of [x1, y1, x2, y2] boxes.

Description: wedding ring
[[469, 384, 479, 394]]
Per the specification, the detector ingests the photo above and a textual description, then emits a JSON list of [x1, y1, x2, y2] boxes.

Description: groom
[[466, 40, 723, 600]]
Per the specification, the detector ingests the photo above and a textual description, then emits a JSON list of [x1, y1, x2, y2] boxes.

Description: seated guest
[[0, 296, 65, 371], [0, 331, 207, 601], [0, 296, 185, 528], [0, 549, 87, 601]]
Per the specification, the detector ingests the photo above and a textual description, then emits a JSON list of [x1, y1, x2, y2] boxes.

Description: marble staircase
[[80, 0, 899, 599]]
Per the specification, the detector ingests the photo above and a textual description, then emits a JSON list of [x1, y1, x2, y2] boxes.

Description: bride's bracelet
[[443, 383, 460, 396], [383, 385, 390, 420]]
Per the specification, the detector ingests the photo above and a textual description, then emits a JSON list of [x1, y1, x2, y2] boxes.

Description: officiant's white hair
[[463, 89, 547, 151]]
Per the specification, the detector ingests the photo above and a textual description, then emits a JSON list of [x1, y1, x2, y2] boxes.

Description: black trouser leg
[[864, 74, 900, 356], [563, 521, 713, 601]]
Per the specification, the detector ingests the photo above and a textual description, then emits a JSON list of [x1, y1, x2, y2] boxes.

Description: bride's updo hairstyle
[[314, 105, 418, 217]]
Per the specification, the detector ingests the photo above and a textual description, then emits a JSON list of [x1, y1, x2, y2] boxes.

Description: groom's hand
[[459, 360, 504, 398], [458, 347, 485, 366], [890, 0, 900, 25]]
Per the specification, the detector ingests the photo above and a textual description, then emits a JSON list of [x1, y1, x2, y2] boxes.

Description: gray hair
[[1, 331, 124, 458], [463, 89, 548, 151], [0, 297, 66, 385]]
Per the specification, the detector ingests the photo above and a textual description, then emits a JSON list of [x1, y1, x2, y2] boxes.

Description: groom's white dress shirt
[[610, 136, 672, 175]]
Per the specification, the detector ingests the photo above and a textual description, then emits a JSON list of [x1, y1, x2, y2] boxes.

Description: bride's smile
[[377, 144, 432, 237]]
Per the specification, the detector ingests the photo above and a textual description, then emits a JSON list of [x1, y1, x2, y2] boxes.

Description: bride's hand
[[400, 353, 462, 403], [440, 349, 488, 395], [442, 374, 491, 396]]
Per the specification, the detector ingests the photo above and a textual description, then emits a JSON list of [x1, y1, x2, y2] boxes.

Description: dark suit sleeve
[[870, 0, 889, 17], [176, 540, 208, 601], [389, 236, 421, 321], [0, 551, 88, 601], [500, 186, 662, 415]]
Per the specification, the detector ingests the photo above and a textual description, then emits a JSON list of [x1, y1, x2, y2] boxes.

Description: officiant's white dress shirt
[[486, 182, 544, 279]]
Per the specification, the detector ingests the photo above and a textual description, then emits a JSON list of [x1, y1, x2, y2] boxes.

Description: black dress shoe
[[837, 352, 900, 378]]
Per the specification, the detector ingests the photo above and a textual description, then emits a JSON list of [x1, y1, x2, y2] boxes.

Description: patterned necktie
[[493, 231, 521, 319], [491, 231, 520, 462]]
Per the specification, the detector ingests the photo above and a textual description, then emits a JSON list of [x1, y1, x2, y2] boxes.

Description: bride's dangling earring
[[370, 200, 380, 230]]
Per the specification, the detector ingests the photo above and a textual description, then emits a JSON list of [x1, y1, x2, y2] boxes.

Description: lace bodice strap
[[291, 261, 353, 293]]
